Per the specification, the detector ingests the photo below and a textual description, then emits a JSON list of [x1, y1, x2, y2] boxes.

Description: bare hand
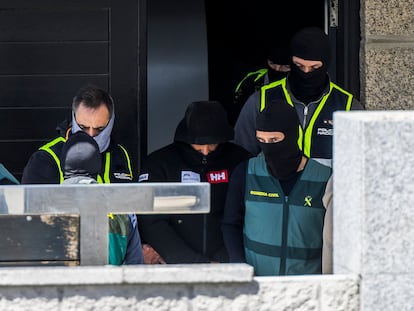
[[142, 244, 166, 264]]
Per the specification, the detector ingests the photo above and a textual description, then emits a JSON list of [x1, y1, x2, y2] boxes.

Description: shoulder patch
[[138, 173, 149, 182], [207, 169, 229, 184], [181, 171, 200, 183], [113, 172, 133, 181]]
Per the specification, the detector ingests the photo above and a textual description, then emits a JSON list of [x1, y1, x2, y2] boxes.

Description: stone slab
[[334, 111, 414, 275]]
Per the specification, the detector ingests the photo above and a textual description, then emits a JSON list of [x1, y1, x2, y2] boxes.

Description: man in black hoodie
[[138, 101, 252, 264]]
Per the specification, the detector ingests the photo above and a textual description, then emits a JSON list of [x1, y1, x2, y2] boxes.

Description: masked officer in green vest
[[21, 85, 133, 184], [233, 27, 364, 166], [222, 100, 333, 276]]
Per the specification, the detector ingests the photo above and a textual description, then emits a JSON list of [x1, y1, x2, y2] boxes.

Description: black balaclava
[[288, 27, 331, 103], [174, 101, 234, 145], [256, 101, 303, 180], [267, 66, 289, 83], [267, 46, 291, 82], [60, 131, 102, 180]]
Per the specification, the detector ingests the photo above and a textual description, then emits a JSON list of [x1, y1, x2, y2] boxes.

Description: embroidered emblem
[[181, 171, 200, 183], [304, 195, 313, 207], [207, 169, 229, 184], [138, 173, 149, 182]]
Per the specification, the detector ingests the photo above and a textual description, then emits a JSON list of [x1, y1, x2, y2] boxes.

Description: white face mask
[[71, 111, 114, 153]]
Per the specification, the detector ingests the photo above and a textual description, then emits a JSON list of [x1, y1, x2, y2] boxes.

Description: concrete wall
[[7, 111, 414, 311], [0, 265, 359, 311], [334, 111, 414, 310], [360, 0, 414, 109]]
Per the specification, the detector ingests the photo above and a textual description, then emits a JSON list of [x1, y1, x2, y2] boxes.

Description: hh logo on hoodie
[[207, 169, 229, 184]]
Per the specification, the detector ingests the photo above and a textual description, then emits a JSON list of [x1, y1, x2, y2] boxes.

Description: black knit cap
[[290, 27, 331, 66], [256, 100, 299, 136], [174, 101, 234, 144], [267, 46, 290, 65], [60, 131, 101, 179]]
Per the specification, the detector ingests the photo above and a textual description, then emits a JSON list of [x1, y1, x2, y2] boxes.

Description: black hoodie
[[138, 101, 252, 263]]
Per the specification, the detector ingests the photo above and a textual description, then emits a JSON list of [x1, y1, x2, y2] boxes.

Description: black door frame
[[335, 0, 361, 100], [137, 0, 147, 173]]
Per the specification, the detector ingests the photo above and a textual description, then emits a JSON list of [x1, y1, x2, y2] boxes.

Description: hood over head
[[174, 101, 234, 145]]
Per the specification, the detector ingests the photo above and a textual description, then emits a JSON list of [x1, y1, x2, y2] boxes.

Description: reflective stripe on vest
[[39, 137, 66, 183], [41, 137, 134, 266], [103, 152, 111, 183], [260, 79, 353, 158], [117, 144, 133, 181], [98, 144, 132, 183], [40, 138, 133, 184], [244, 156, 331, 276], [235, 68, 268, 93], [302, 83, 353, 157]]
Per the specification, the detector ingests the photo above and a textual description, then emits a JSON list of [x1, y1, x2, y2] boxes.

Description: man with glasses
[[21, 85, 133, 184], [20, 87, 143, 265]]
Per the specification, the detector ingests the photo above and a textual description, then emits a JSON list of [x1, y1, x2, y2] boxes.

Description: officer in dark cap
[[234, 27, 364, 165]]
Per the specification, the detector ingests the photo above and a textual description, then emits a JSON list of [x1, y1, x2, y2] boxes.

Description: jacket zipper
[[303, 105, 308, 128], [280, 195, 289, 275]]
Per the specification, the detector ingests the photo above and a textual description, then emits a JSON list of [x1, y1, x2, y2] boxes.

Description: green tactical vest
[[244, 155, 331, 276], [41, 136, 133, 265]]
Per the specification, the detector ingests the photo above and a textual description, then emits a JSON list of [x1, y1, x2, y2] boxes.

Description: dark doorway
[[1, 0, 360, 180], [205, 0, 325, 125], [0, 1, 140, 181]]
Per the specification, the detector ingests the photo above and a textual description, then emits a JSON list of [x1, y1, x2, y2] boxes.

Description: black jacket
[[138, 141, 252, 263], [21, 132, 133, 184]]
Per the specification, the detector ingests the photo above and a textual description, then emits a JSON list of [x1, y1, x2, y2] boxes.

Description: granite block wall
[[334, 111, 414, 311], [360, 0, 414, 109]]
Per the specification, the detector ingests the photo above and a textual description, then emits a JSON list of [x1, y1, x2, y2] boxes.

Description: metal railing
[[0, 183, 210, 265]]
